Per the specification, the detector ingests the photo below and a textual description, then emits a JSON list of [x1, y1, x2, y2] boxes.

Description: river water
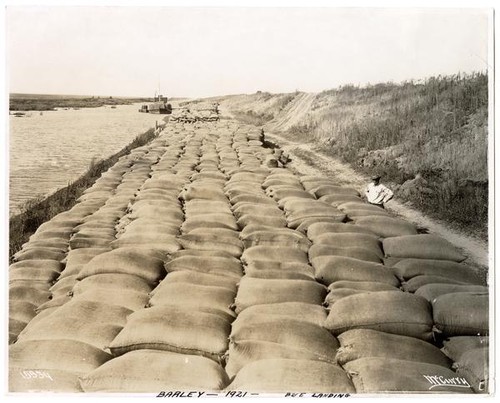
[[9, 104, 162, 216]]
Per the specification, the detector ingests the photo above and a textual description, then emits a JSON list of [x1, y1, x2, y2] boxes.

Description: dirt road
[[266, 132, 490, 277], [265, 93, 316, 132]]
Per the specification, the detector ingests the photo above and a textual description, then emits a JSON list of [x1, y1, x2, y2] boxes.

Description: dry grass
[[293, 73, 488, 237]]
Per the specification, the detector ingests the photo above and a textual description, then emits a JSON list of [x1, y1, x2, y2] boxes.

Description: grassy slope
[[221, 73, 488, 239]]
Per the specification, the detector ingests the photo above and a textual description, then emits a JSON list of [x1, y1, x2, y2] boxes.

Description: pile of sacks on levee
[[9, 120, 489, 394], [170, 102, 220, 124]]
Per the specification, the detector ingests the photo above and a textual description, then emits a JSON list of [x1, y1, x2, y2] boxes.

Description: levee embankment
[[8, 104, 489, 394], [218, 73, 489, 241]]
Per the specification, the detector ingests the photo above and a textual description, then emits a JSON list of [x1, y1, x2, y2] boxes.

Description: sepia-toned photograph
[[2, 0, 495, 399]]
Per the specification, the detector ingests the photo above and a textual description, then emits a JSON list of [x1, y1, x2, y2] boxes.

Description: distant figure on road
[[365, 175, 393, 208]]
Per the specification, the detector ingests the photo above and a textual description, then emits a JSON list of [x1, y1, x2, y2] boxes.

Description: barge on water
[[139, 94, 172, 114]]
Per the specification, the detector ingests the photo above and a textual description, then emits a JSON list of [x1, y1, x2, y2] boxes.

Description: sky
[[4, 2, 492, 98]]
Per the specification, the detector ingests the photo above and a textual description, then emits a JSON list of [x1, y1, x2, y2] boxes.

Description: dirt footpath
[[265, 132, 489, 277], [265, 93, 316, 132]]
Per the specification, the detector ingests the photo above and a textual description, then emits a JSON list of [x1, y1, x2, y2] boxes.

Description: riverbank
[[9, 127, 160, 258]]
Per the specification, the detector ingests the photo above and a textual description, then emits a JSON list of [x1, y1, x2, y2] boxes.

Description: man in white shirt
[[365, 175, 394, 208]]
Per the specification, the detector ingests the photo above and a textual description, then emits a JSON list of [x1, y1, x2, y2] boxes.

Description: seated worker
[[365, 175, 394, 208]]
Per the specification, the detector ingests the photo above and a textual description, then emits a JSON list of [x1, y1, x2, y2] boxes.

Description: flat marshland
[[9, 93, 153, 111]]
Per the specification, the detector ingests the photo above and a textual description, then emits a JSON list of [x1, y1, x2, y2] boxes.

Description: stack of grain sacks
[[9, 119, 489, 395], [383, 234, 488, 393], [306, 180, 488, 393]]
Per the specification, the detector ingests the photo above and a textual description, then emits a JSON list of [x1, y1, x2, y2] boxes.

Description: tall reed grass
[[298, 72, 488, 237]]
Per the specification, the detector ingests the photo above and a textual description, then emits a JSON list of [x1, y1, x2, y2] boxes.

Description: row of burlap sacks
[[170, 109, 220, 124], [171, 100, 220, 123], [298, 176, 488, 393], [224, 167, 355, 393]]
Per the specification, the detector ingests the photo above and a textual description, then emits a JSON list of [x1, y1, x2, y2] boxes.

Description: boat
[[139, 94, 172, 114], [147, 101, 171, 114]]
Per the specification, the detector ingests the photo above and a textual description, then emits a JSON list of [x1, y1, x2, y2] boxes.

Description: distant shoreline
[[9, 94, 153, 112]]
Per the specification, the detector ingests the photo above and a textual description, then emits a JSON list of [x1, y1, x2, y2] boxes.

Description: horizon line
[[8, 70, 488, 100]]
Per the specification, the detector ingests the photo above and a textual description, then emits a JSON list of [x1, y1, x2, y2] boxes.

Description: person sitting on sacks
[[365, 175, 394, 208]]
